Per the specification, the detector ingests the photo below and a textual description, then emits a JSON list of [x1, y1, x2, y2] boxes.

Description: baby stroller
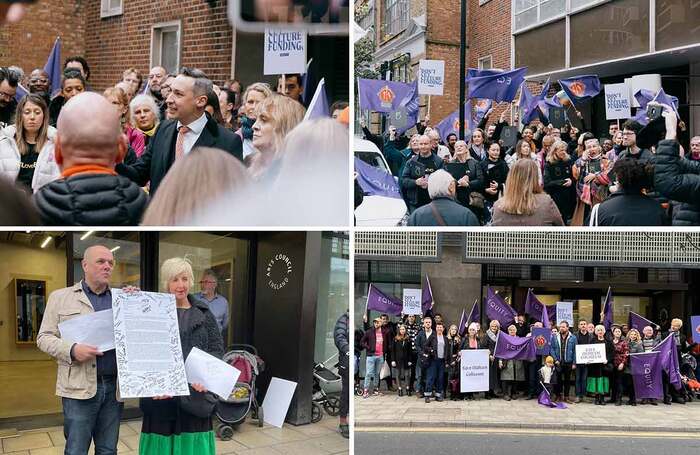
[[312, 354, 342, 423], [215, 344, 265, 440], [680, 353, 699, 401]]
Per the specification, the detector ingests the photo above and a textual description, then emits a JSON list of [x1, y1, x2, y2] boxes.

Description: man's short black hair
[[612, 158, 653, 193], [179, 67, 212, 97], [446, 133, 457, 141], [63, 56, 90, 80], [62, 68, 86, 87], [559, 321, 570, 328], [221, 87, 236, 107], [622, 119, 643, 135], [330, 100, 348, 112], [0, 67, 19, 87], [285, 74, 303, 86]]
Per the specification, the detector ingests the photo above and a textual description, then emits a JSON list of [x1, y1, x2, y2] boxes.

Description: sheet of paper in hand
[[112, 289, 190, 398], [185, 347, 241, 400], [58, 309, 115, 352]]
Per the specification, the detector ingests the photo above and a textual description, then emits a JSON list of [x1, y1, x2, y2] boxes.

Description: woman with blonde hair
[[492, 159, 564, 226], [543, 139, 576, 224], [142, 147, 252, 225], [0, 93, 59, 192], [446, 324, 462, 400], [247, 93, 305, 178], [130, 94, 161, 146], [104, 86, 146, 157], [139, 257, 223, 455], [238, 82, 273, 159]]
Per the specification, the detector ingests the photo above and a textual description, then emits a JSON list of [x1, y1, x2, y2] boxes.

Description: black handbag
[[179, 388, 217, 418]]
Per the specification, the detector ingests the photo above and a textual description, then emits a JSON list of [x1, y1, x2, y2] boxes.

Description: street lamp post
[[458, 0, 467, 140]]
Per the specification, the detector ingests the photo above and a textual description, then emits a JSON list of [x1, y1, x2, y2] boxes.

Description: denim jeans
[[364, 355, 384, 392], [575, 364, 588, 397], [425, 358, 446, 397], [62, 376, 123, 455]]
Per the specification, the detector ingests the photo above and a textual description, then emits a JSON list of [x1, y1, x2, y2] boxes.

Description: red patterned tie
[[175, 125, 190, 160]]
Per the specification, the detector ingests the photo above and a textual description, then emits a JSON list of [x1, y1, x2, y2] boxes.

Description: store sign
[[266, 253, 293, 291]]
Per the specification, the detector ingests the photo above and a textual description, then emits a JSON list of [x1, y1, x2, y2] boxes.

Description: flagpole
[[458, 0, 466, 140], [427, 95, 431, 119]]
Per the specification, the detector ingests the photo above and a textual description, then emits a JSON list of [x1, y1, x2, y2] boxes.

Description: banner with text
[[460, 349, 490, 393], [604, 83, 632, 120], [418, 59, 445, 96], [575, 343, 607, 364], [264, 29, 307, 75], [556, 302, 574, 326], [402, 288, 422, 315]]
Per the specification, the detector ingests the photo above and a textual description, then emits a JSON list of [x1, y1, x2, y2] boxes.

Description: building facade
[[0, 231, 348, 428], [1, 0, 349, 101]]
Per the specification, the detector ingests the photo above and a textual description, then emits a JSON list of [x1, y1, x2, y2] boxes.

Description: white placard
[[418, 60, 445, 96], [112, 290, 190, 398], [402, 288, 422, 315], [604, 83, 632, 120], [263, 29, 307, 75], [556, 302, 574, 326], [185, 347, 241, 400], [58, 309, 115, 352], [262, 377, 298, 428], [460, 349, 490, 393], [575, 343, 607, 364]]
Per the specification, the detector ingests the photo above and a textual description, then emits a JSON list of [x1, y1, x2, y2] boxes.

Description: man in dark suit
[[117, 67, 243, 195]]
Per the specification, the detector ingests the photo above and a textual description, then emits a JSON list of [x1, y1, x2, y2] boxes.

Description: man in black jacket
[[574, 319, 593, 403], [333, 312, 349, 439], [401, 135, 443, 213], [34, 92, 147, 225], [414, 316, 434, 398], [0, 66, 18, 127], [117, 67, 243, 195]]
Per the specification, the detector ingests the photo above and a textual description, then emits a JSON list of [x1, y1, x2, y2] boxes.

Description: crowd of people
[[359, 102, 697, 226], [0, 60, 349, 226], [357, 311, 700, 405]]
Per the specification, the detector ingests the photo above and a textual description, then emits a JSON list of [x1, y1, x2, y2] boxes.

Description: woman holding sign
[[587, 325, 614, 406], [480, 320, 501, 399], [460, 323, 481, 400], [139, 257, 224, 455]]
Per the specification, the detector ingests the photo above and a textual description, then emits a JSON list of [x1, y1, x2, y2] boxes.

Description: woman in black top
[[390, 324, 412, 397], [543, 140, 576, 224], [480, 142, 509, 224], [451, 140, 485, 222]]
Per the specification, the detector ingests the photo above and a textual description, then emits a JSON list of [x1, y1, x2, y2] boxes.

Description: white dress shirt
[[176, 113, 208, 156]]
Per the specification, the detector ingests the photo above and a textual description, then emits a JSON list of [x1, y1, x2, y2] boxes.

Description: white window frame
[[478, 55, 493, 70], [150, 21, 182, 76], [100, 0, 123, 19]]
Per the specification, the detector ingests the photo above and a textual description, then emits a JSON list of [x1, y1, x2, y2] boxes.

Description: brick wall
[[0, 0, 85, 84], [84, 0, 234, 93]]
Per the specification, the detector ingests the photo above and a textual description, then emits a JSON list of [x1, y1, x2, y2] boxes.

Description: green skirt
[[139, 430, 215, 455], [586, 376, 609, 394]]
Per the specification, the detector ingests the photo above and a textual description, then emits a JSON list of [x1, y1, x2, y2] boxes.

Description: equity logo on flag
[[452, 117, 461, 131], [568, 81, 586, 98], [378, 85, 395, 109], [534, 334, 548, 349], [476, 99, 489, 109]]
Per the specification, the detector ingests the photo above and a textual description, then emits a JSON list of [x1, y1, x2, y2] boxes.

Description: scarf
[[139, 124, 158, 137], [486, 329, 498, 343]]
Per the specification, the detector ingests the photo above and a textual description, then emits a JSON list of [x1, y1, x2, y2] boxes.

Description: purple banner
[[357, 78, 415, 114], [558, 75, 601, 103], [628, 311, 658, 333], [630, 351, 663, 400], [434, 107, 466, 142], [602, 287, 614, 331], [466, 68, 504, 81], [691, 316, 700, 344], [538, 385, 567, 409], [485, 286, 517, 328], [457, 308, 467, 337], [421, 274, 433, 314], [654, 334, 682, 391], [467, 298, 480, 325], [634, 88, 680, 121], [44, 37, 62, 98], [354, 157, 402, 199], [468, 67, 528, 103], [366, 284, 403, 316], [524, 289, 555, 327], [531, 327, 552, 355], [494, 331, 536, 361]]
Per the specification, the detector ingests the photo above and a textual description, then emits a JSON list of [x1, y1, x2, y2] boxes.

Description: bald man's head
[[55, 92, 127, 170], [82, 245, 114, 291]]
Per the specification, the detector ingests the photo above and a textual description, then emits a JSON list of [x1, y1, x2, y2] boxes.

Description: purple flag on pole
[[630, 351, 664, 400], [421, 275, 433, 314], [485, 286, 517, 328], [458, 308, 467, 337], [653, 334, 683, 391], [366, 284, 403, 316], [304, 78, 331, 120], [468, 67, 528, 103], [628, 311, 658, 333], [13, 84, 28, 103], [524, 289, 555, 327], [538, 383, 567, 409], [357, 78, 415, 114], [691, 316, 700, 344], [393, 80, 420, 135], [494, 331, 536, 361], [519, 83, 539, 125], [466, 68, 504, 81], [558, 75, 601, 103], [44, 37, 62, 98], [467, 298, 480, 325], [354, 157, 402, 199], [531, 327, 551, 354], [602, 287, 613, 330], [434, 107, 467, 142], [633, 88, 680, 124]]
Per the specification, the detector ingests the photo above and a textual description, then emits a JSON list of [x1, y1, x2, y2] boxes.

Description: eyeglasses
[[29, 78, 48, 84]]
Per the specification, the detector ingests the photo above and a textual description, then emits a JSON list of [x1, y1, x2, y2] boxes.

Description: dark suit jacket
[[116, 113, 243, 195]]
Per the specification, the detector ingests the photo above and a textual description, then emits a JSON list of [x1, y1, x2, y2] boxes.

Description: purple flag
[[691, 316, 700, 344], [524, 289, 555, 327], [457, 308, 467, 337], [393, 80, 420, 135], [468, 67, 528, 103], [633, 88, 680, 124], [354, 157, 402, 199], [434, 107, 468, 142], [304, 78, 330, 120], [14, 84, 28, 103], [531, 327, 551, 355], [44, 37, 62, 99], [538, 383, 567, 409], [366, 284, 403, 316], [630, 351, 663, 400], [485, 286, 517, 328], [494, 331, 536, 361], [602, 287, 613, 330], [467, 298, 480, 325], [466, 68, 504, 80], [519, 83, 539, 125], [653, 334, 682, 391], [357, 78, 415, 114], [421, 274, 433, 314], [628, 311, 658, 333], [558, 75, 601, 103], [301, 58, 315, 105]]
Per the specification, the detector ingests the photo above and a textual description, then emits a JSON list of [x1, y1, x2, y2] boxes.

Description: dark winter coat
[[400, 153, 444, 208], [407, 197, 480, 226], [654, 139, 700, 226], [480, 158, 509, 202], [451, 157, 485, 209], [594, 191, 666, 226], [361, 326, 391, 357], [34, 173, 147, 226], [390, 337, 412, 369], [334, 312, 349, 370], [543, 158, 577, 222]]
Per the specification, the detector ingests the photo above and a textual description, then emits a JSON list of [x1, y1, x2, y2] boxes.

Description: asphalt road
[[354, 429, 700, 455]]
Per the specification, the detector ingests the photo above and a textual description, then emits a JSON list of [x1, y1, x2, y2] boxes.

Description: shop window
[[570, 0, 649, 67], [514, 19, 565, 75]]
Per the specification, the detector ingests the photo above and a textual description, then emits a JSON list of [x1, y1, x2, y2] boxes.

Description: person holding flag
[[625, 328, 644, 406], [661, 318, 687, 404], [500, 325, 527, 401]]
